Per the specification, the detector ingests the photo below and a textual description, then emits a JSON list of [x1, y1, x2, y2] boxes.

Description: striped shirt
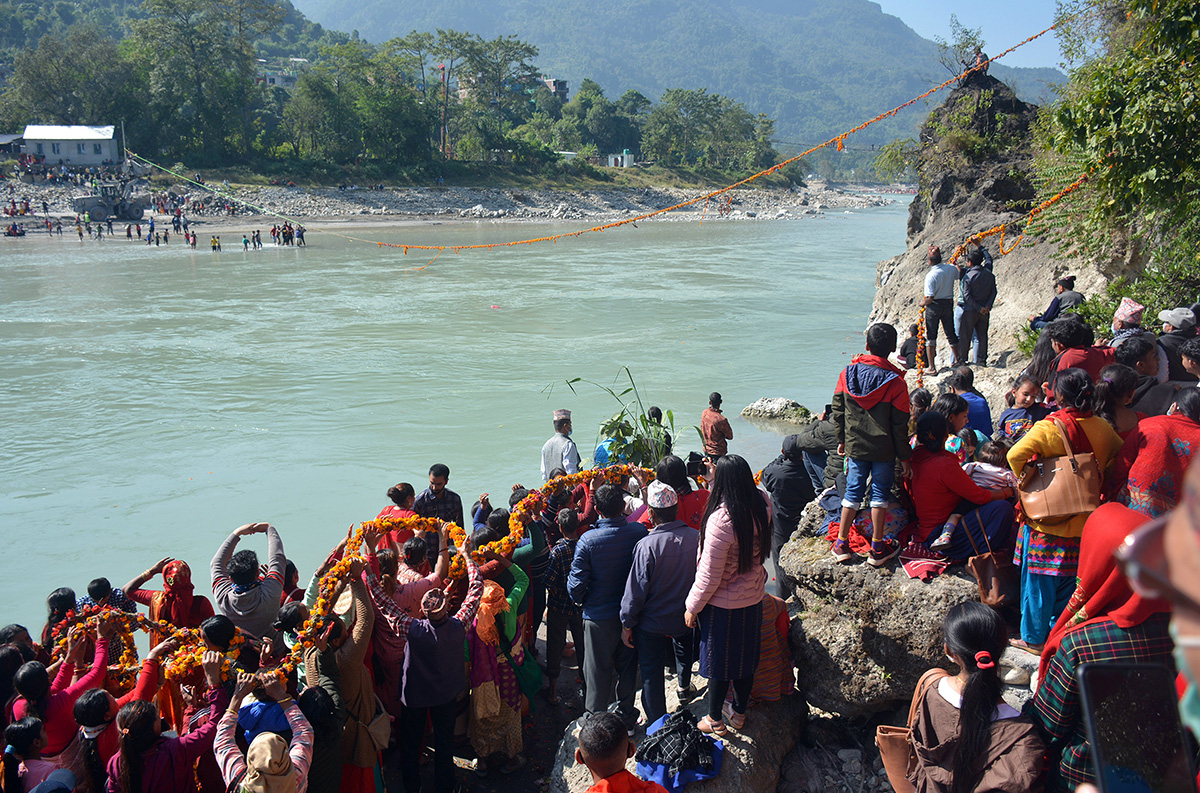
[[215, 700, 314, 793]]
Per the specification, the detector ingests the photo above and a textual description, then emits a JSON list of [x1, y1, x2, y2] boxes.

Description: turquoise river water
[[1, 204, 907, 631]]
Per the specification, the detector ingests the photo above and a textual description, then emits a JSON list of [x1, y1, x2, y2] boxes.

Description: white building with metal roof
[[22, 125, 118, 166]]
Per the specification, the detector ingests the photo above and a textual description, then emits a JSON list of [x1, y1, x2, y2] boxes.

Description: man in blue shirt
[[568, 483, 647, 734], [948, 366, 994, 439], [620, 481, 699, 726]]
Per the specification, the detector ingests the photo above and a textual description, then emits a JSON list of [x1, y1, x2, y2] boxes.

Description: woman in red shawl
[[1109, 389, 1200, 518], [1025, 503, 1173, 792], [123, 558, 215, 731]]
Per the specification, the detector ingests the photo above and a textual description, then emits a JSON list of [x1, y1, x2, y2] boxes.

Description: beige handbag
[[1017, 418, 1101, 521], [875, 668, 948, 793]]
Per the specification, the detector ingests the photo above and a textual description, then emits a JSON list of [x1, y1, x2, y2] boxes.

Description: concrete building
[[22, 125, 118, 166]]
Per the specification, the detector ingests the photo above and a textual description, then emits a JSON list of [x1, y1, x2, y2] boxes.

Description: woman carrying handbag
[[878, 603, 1045, 793], [1006, 368, 1123, 653]]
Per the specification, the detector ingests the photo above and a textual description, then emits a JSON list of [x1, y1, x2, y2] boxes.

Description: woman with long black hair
[[684, 454, 771, 736], [907, 602, 1045, 792], [1007, 368, 1123, 653]]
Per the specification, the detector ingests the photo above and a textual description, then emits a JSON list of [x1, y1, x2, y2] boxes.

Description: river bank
[[4, 177, 898, 228]]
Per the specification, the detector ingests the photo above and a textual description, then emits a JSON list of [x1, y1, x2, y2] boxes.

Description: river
[[0, 205, 907, 631]]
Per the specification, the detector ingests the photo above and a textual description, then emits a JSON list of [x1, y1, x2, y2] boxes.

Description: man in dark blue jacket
[[956, 247, 998, 366], [568, 483, 647, 733]]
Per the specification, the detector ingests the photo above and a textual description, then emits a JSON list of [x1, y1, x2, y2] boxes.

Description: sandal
[[697, 715, 729, 737], [473, 758, 488, 778], [1009, 638, 1044, 655], [721, 701, 746, 730]]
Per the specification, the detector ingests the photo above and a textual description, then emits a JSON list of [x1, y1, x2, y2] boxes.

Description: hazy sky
[[873, 0, 1062, 70]]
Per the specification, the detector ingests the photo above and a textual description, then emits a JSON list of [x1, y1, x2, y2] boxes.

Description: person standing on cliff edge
[[701, 393, 734, 461], [956, 247, 998, 367], [542, 409, 581, 481], [921, 245, 961, 374]]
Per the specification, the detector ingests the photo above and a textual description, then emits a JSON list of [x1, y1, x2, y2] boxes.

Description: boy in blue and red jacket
[[831, 323, 911, 566]]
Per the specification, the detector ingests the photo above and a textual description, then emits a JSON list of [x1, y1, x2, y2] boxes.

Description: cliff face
[[870, 75, 1113, 369]]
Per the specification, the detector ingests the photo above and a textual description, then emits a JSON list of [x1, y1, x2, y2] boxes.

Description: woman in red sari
[[123, 558, 214, 732]]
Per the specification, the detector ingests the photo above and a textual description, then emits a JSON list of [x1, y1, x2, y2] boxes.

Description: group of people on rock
[[777, 302, 1200, 791]]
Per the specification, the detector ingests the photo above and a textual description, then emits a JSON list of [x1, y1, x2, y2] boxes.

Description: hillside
[[288, 0, 1063, 146]]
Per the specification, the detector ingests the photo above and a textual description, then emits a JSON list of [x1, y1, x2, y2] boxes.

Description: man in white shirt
[[919, 244, 961, 374], [542, 409, 581, 480]]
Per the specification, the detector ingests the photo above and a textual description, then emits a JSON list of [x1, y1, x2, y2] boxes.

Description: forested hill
[[288, 0, 1062, 145]]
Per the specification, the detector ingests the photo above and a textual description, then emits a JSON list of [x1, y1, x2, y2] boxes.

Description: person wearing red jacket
[[831, 323, 912, 567]]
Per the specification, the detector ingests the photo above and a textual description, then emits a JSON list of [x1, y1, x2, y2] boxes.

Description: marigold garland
[[50, 606, 248, 687]]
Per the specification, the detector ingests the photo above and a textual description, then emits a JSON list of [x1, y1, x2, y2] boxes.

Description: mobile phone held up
[[1078, 662, 1198, 793]]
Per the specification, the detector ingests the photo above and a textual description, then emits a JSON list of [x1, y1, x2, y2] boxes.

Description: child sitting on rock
[[931, 441, 1018, 552], [576, 712, 668, 793]]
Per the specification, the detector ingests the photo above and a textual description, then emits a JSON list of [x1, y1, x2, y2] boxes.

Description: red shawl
[[1045, 407, 1095, 455], [1039, 503, 1171, 680], [150, 561, 214, 630]]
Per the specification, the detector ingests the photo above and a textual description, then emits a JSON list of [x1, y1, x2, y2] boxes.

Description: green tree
[[1034, 0, 1200, 333], [2, 27, 148, 140], [933, 14, 986, 76]]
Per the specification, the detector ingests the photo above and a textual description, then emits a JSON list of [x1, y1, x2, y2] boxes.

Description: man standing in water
[[542, 409, 581, 481], [700, 392, 733, 461]]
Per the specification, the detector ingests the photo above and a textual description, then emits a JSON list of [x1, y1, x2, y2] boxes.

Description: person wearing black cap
[[700, 392, 733, 460]]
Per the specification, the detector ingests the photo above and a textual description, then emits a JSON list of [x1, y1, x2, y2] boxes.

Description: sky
[[873, 0, 1062, 70]]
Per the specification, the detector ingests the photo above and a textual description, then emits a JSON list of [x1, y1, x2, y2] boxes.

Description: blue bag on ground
[[634, 710, 723, 792]]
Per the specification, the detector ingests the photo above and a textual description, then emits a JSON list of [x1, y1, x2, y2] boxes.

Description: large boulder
[[547, 695, 808, 793], [779, 533, 979, 717], [740, 398, 813, 424]]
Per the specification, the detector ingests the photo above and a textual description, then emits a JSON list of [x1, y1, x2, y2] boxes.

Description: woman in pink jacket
[[684, 454, 771, 736]]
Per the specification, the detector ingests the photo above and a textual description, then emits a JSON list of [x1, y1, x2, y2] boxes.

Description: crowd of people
[[0, 404, 802, 793], [5, 281, 1200, 793], [775, 293, 1200, 792]]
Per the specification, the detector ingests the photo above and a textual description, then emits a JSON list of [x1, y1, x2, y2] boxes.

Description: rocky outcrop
[[870, 75, 1144, 371], [779, 532, 978, 717], [740, 397, 813, 424], [548, 695, 808, 793]]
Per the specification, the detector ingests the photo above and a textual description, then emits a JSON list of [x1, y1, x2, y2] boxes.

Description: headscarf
[[152, 561, 195, 628], [242, 732, 296, 793], [1039, 503, 1171, 680], [474, 581, 510, 646]]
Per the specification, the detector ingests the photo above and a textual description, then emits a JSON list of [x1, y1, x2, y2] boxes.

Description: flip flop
[[1009, 639, 1044, 655]]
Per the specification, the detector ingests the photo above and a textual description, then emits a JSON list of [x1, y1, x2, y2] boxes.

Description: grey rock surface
[[780, 534, 979, 717]]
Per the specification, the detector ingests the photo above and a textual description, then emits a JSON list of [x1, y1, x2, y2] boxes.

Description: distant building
[[542, 78, 568, 101], [0, 133, 23, 155], [605, 151, 633, 168], [22, 125, 117, 166]]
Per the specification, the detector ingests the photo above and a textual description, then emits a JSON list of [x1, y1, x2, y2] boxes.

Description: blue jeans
[[802, 450, 827, 492], [634, 627, 694, 726], [842, 458, 895, 509]]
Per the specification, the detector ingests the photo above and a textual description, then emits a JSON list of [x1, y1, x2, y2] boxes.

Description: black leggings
[[707, 676, 753, 720]]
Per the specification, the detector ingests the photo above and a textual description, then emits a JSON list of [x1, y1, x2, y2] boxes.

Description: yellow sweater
[[1007, 416, 1123, 538]]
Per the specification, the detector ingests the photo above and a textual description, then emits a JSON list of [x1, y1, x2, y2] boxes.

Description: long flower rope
[[49, 606, 249, 689], [274, 464, 652, 679], [123, 19, 1066, 267]]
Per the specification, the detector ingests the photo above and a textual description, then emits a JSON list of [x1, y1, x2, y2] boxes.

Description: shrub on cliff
[[1032, 0, 1200, 331]]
